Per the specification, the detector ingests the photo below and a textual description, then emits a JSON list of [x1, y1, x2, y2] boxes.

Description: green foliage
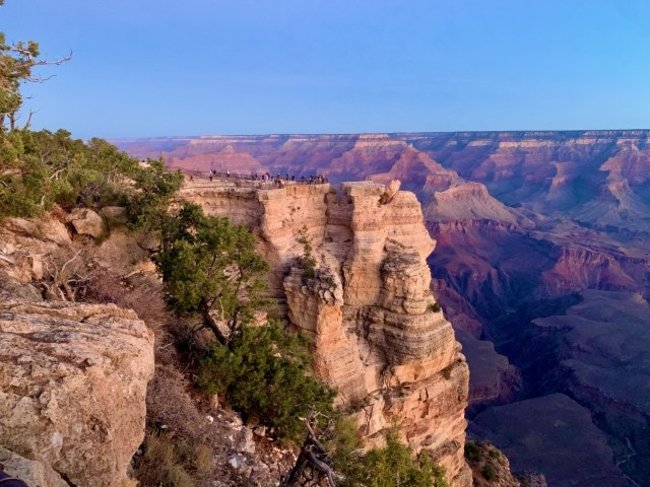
[[0, 16, 42, 130], [127, 159, 183, 229], [133, 432, 213, 487], [429, 302, 442, 313], [197, 321, 335, 442], [158, 203, 336, 442], [464, 441, 481, 463], [156, 202, 269, 343], [297, 225, 317, 279], [0, 128, 181, 221], [338, 431, 449, 487], [296, 225, 336, 288], [326, 416, 365, 483], [481, 463, 496, 481]]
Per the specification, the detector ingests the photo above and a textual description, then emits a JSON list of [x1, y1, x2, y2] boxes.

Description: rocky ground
[[0, 208, 297, 486]]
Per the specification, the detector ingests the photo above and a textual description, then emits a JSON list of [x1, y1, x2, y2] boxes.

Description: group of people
[[206, 169, 231, 182], [250, 172, 328, 187], [190, 169, 329, 187]]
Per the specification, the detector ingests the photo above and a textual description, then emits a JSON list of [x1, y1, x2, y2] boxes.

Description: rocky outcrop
[[542, 245, 641, 295], [0, 447, 68, 487], [0, 215, 72, 285], [123, 131, 650, 486], [0, 301, 155, 487], [67, 208, 106, 239], [179, 179, 472, 486], [464, 441, 525, 487], [426, 182, 522, 224]]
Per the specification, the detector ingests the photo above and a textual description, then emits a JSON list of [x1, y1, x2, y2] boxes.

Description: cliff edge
[[179, 179, 472, 486]]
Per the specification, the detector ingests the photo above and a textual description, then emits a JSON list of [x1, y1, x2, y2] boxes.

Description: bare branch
[[60, 249, 83, 276], [22, 109, 34, 130], [282, 413, 343, 487]]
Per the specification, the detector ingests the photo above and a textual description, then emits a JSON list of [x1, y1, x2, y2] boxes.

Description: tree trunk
[[201, 302, 228, 346]]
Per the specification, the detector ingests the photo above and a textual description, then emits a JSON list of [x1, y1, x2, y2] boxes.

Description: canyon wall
[[178, 179, 472, 486]]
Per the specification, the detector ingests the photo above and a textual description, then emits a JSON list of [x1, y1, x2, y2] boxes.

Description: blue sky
[[4, 0, 650, 138]]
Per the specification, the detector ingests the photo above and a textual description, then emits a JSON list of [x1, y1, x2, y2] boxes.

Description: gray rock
[[67, 208, 106, 239], [0, 447, 68, 487]]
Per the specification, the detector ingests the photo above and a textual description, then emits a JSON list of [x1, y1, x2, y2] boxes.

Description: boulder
[[99, 206, 128, 225], [67, 208, 106, 239], [0, 447, 68, 487], [1, 215, 72, 284], [0, 301, 155, 487]]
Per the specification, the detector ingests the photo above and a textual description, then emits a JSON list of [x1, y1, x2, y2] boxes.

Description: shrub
[[429, 302, 442, 313], [464, 441, 481, 463], [156, 202, 269, 346], [345, 431, 449, 487], [482, 463, 496, 481], [326, 416, 364, 482], [133, 432, 213, 487], [0, 128, 181, 223], [197, 321, 335, 442], [296, 226, 318, 278]]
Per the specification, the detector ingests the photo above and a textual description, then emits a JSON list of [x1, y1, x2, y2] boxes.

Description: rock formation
[[0, 293, 154, 486], [178, 179, 472, 486], [0, 447, 69, 487], [120, 130, 650, 485], [0, 208, 159, 486], [464, 441, 529, 487], [66, 208, 106, 239]]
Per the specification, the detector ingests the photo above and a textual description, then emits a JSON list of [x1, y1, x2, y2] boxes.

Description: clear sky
[[4, 0, 650, 138]]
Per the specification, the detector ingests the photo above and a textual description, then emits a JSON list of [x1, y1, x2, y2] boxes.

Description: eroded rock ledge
[[0, 300, 155, 487], [180, 179, 472, 486]]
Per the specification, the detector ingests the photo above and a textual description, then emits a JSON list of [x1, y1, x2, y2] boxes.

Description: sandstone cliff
[[178, 179, 472, 486]]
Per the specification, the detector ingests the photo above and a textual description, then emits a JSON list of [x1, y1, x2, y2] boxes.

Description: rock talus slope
[[179, 179, 472, 486]]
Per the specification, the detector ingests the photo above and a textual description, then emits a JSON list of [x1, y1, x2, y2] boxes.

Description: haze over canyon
[[119, 130, 650, 487]]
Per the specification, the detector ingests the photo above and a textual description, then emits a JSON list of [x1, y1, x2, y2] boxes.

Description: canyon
[[119, 130, 650, 486]]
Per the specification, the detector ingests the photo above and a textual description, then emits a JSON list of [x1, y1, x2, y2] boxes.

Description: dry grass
[[86, 268, 168, 332], [133, 432, 213, 487]]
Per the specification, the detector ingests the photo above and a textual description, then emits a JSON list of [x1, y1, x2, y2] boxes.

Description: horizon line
[[110, 128, 650, 141]]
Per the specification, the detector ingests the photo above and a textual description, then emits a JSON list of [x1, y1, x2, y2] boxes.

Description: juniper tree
[[156, 202, 270, 346]]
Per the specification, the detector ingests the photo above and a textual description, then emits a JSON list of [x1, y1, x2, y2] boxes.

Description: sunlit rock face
[[179, 179, 472, 486], [0, 301, 155, 487]]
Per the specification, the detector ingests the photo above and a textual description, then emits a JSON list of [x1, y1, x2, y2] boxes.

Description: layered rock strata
[[179, 179, 472, 486]]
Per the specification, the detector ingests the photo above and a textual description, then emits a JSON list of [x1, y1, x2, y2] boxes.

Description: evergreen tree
[[156, 202, 270, 345]]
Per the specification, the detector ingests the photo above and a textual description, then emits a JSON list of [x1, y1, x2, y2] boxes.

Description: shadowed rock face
[[178, 179, 472, 486], [505, 291, 650, 485], [118, 131, 650, 485], [471, 393, 633, 487]]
